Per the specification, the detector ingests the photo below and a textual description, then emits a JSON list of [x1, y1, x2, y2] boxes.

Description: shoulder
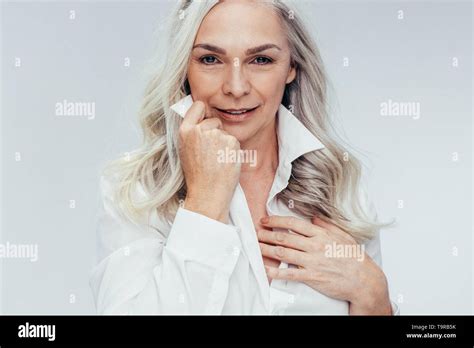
[[97, 172, 171, 241], [98, 172, 147, 222]]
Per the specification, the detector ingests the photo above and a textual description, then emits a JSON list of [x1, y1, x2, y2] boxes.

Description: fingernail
[[260, 216, 269, 224]]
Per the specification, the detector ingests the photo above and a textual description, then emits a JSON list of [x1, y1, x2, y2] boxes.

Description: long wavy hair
[[101, 0, 395, 243]]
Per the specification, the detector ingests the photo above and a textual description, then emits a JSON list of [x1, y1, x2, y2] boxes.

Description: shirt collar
[[276, 103, 325, 165], [267, 103, 325, 206]]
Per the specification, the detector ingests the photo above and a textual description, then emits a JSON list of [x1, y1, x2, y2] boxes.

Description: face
[[187, 0, 296, 145]]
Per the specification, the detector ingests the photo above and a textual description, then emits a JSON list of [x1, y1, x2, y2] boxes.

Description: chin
[[220, 127, 248, 143], [223, 129, 243, 140]]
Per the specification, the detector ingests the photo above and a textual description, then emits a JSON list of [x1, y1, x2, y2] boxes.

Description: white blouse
[[89, 95, 399, 315]]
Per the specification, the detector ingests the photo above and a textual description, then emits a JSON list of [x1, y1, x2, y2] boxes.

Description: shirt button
[[288, 294, 295, 304]]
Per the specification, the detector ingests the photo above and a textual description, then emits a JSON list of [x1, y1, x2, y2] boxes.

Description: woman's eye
[[200, 55, 219, 65], [252, 56, 273, 65], [199, 55, 272, 65]]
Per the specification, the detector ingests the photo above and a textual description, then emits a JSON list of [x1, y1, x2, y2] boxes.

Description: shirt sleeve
[[89, 175, 242, 314]]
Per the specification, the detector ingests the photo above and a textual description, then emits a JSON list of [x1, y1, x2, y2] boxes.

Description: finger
[[312, 215, 333, 229], [264, 265, 310, 282], [198, 117, 223, 131], [182, 101, 206, 128], [312, 215, 348, 238], [259, 242, 309, 267], [257, 229, 309, 252], [260, 215, 324, 237]]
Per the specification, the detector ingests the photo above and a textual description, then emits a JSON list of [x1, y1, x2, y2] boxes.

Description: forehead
[[195, 1, 286, 49]]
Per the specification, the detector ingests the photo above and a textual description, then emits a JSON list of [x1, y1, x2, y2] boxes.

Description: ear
[[285, 62, 297, 84]]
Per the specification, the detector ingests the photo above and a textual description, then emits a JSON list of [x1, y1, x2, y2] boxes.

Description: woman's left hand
[[258, 215, 393, 315]]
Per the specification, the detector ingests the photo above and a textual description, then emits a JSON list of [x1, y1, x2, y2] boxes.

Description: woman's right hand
[[178, 101, 241, 223]]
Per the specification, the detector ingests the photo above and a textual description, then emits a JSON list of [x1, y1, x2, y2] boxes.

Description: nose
[[222, 60, 251, 98]]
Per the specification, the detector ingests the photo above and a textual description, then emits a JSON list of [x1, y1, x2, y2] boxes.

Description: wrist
[[349, 264, 392, 315], [183, 196, 230, 224]]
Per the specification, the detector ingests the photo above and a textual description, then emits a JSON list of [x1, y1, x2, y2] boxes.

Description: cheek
[[187, 68, 223, 118], [250, 67, 290, 96], [188, 65, 222, 94]]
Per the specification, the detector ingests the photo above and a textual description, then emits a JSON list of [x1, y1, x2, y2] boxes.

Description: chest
[[241, 181, 281, 276]]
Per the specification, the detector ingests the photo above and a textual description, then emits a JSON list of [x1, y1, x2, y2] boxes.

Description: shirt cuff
[[391, 300, 400, 315], [165, 207, 242, 274]]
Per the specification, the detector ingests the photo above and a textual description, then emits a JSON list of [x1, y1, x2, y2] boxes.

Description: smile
[[215, 106, 259, 122]]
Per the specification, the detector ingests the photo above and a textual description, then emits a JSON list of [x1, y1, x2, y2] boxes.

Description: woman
[[90, 0, 399, 315]]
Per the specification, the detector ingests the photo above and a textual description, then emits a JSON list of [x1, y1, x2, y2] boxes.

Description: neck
[[239, 117, 279, 180]]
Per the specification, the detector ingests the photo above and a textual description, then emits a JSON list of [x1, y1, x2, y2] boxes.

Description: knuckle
[[275, 246, 285, 258], [210, 128, 221, 137], [275, 232, 286, 243], [194, 124, 203, 133], [286, 270, 296, 280], [313, 240, 324, 252], [229, 136, 239, 148]]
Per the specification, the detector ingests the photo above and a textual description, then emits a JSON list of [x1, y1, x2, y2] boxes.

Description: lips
[[216, 106, 259, 115], [214, 105, 259, 122]]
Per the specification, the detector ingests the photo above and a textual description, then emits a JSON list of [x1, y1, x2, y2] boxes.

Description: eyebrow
[[192, 43, 281, 55]]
